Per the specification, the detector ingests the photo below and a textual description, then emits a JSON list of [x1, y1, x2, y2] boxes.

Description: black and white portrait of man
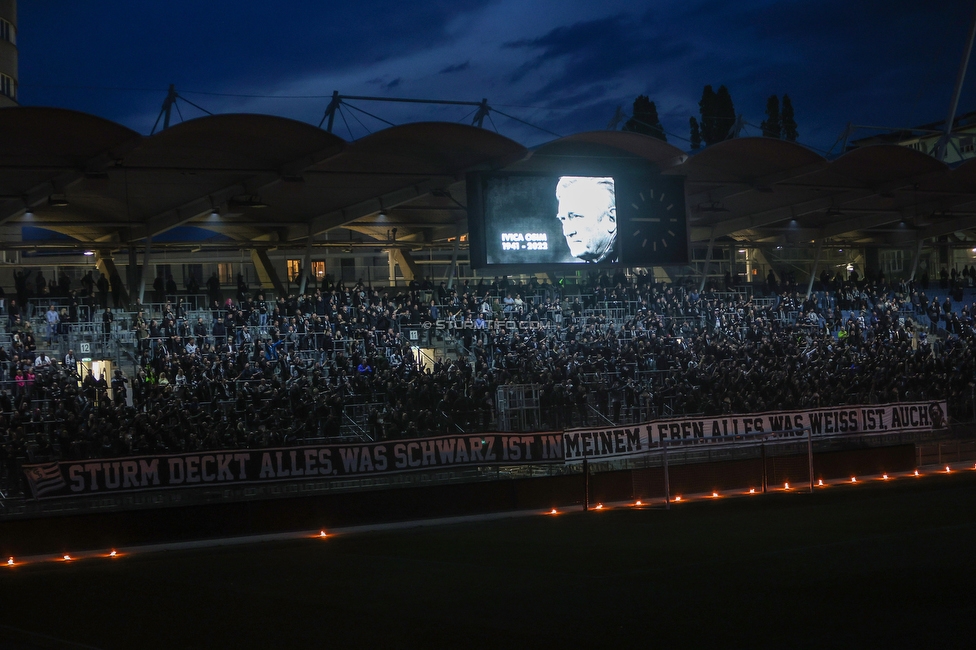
[[555, 176, 617, 263]]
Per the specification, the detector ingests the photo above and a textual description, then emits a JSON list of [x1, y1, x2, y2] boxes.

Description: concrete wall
[[0, 444, 918, 556]]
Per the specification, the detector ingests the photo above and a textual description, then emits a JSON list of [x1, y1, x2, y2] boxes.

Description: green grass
[[2, 472, 975, 649]]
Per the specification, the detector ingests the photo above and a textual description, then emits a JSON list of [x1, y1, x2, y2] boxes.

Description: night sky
[[16, 0, 976, 153]]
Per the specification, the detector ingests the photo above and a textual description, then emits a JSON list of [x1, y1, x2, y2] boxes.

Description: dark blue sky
[[17, 0, 976, 153]]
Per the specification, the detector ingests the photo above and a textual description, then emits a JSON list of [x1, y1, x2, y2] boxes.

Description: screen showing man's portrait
[[471, 170, 686, 268], [555, 176, 617, 263]]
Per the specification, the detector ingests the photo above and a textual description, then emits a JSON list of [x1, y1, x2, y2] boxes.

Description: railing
[[916, 439, 976, 467], [341, 410, 373, 442]]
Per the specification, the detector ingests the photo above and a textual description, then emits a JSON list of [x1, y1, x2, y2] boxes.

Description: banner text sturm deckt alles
[[24, 433, 564, 499]]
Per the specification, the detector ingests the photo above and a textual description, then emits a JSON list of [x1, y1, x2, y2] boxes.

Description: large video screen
[[468, 171, 686, 268]]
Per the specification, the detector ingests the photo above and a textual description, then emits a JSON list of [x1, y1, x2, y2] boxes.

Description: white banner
[[562, 401, 948, 462]]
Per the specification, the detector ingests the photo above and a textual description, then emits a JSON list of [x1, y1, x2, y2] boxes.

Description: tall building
[[0, 0, 16, 107], [848, 109, 976, 165]]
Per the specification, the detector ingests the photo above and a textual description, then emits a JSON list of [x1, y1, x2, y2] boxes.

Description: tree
[[624, 95, 666, 141], [714, 85, 736, 141], [761, 95, 782, 138], [699, 84, 736, 145], [698, 85, 719, 145], [689, 117, 702, 150], [782, 94, 798, 142]]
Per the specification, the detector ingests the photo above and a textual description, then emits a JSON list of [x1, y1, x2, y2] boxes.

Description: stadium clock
[[630, 187, 681, 252]]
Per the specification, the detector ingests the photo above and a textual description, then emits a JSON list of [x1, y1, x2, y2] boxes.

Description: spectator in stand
[[165, 273, 178, 303], [7, 298, 20, 329], [45, 304, 60, 344], [96, 273, 110, 309], [111, 369, 128, 407], [152, 273, 165, 304], [102, 307, 114, 343], [207, 273, 221, 305]]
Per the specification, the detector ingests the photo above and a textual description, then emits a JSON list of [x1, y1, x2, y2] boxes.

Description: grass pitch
[[2, 470, 975, 649]]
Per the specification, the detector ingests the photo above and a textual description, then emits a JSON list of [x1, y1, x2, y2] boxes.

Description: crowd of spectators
[[2, 266, 976, 496]]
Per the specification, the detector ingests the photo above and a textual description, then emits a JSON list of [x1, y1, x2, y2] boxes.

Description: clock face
[[631, 189, 679, 250], [619, 175, 688, 265]]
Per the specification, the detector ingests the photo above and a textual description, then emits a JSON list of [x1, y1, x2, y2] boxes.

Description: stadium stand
[[2, 268, 975, 496]]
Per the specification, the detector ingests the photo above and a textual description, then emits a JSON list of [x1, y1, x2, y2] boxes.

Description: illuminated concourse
[[3, 106, 976, 296]]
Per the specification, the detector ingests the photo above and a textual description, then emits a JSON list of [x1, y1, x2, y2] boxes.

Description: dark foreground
[[2, 470, 975, 649]]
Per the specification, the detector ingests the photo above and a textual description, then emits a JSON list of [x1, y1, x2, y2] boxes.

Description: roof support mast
[[806, 240, 823, 299], [320, 92, 487, 133], [150, 85, 213, 134], [150, 84, 178, 135], [935, 1, 976, 161], [472, 99, 490, 129], [321, 91, 341, 132]]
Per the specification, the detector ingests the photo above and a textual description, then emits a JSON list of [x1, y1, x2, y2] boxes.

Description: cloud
[[503, 12, 692, 104], [439, 61, 470, 74], [18, 0, 976, 151]]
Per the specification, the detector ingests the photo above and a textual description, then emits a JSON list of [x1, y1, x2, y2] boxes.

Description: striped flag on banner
[[24, 463, 66, 499]]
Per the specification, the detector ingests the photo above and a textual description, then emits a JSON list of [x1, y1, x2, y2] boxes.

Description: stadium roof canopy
[[2, 106, 976, 257]]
